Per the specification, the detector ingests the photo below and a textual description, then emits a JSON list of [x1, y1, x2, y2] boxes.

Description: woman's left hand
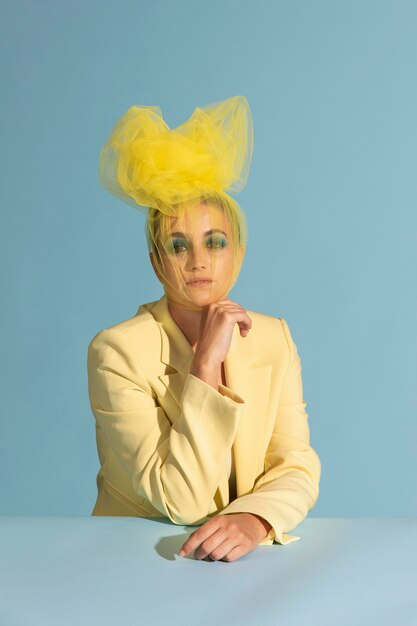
[[178, 512, 272, 562]]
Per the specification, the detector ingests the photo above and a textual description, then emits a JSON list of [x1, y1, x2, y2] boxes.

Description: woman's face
[[149, 202, 245, 310]]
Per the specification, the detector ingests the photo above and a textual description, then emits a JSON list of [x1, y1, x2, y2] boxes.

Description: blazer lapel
[[146, 295, 194, 421]]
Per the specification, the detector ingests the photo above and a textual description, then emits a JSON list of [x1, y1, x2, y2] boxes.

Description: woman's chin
[[186, 292, 218, 308], [164, 282, 230, 309], [171, 289, 220, 309]]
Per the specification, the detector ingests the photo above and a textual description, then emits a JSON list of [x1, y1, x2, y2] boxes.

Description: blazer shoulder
[[246, 307, 282, 327], [239, 307, 292, 361], [246, 307, 290, 338], [247, 308, 295, 339], [87, 300, 161, 359]]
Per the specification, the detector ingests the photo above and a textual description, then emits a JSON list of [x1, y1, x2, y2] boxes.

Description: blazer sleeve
[[217, 318, 321, 545], [87, 328, 245, 526]]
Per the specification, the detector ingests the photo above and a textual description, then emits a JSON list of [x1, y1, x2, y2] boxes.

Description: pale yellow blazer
[[87, 294, 321, 546]]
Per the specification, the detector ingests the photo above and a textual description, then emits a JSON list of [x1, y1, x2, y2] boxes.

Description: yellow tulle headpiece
[[98, 95, 254, 310], [98, 95, 253, 217]]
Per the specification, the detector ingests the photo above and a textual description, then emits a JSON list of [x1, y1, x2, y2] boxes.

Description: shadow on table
[[155, 532, 192, 560]]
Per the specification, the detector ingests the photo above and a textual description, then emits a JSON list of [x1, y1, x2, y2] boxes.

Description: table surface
[[0, 516, 416, 626]]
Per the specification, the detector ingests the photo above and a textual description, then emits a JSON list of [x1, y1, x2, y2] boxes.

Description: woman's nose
[[186, 244, 209, 270]]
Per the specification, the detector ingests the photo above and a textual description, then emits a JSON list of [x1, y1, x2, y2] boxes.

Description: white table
[[0, 516, 416, 626]]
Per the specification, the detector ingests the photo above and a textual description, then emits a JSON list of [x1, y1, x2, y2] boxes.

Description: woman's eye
[[206, 237, 227, 249], [167, 240, 188, 254]]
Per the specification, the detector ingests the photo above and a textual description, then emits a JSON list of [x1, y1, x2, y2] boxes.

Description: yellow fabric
[[87, 294, 321, 546], [98, 95, 253, 216]]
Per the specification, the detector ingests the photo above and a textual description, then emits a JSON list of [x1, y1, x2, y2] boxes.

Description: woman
[[87, 95, 321, 562]]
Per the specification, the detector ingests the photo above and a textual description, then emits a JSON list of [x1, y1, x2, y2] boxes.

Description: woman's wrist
[[189, 361, 220, 390], [245, 513, 273, 539], [190, 355, 221, 390]]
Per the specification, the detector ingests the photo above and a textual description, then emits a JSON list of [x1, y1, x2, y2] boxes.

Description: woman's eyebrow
[[169, 229, 228, 238]]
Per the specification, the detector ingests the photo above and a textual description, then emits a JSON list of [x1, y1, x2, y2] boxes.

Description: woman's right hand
[[190, 299, 252, 386]]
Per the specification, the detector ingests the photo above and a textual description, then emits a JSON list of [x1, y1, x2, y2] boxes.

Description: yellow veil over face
[[98, 95, 254, 310]]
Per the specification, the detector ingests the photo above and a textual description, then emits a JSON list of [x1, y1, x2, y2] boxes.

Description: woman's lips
[[187, 280, 213, 287]]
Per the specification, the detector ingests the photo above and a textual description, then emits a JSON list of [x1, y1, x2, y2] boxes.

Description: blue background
[[1, 0, 416, 517]]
